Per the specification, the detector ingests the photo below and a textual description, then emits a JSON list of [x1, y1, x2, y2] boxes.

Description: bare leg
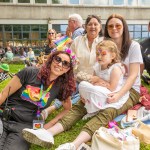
[[46, 105, 56, 114], [72, 131, 91, 149], [47, 123, 64, 136]]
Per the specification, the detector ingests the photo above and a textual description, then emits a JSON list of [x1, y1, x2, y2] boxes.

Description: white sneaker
[[22, 128, 54, 148], [56, 143, 76, 150]]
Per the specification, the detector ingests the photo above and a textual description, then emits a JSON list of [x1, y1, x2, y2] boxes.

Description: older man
[[68, 13, 84, 40]]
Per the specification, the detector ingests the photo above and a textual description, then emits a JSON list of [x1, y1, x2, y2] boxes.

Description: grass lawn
[[0, 64, 150, 150]]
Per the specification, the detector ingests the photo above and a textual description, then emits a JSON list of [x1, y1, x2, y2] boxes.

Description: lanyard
[[37, 81, 54, 119]]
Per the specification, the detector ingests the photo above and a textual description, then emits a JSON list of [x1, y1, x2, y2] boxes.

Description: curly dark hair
[[104, 14, 132, 61], [38, 51, 76, 101]]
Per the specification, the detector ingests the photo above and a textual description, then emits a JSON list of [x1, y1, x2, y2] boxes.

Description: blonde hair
[[96, 40, 121, 67]]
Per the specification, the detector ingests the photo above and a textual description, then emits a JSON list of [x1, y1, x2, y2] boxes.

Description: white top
[[93, 63, 125, 92], [70, 34, 104, 75], [122, 41, 143, 93], [27, 51, 35, 59]]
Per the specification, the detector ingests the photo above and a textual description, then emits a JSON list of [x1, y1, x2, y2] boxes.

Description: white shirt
[[70, 34, 104, 74]]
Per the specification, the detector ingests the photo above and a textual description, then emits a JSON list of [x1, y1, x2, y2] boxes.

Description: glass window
[[139, 0, 150, 5], [134, 32, 141, 39], [0, 0, 13, 2], [52, 24, 68, 34], [0, 33, 3, 40], [35, 0, 47, 3], [134, 25, 141, 31], [31, 25, 39, 31], [0, 25, 2, 32], [128, 25, 134, 31], [30, 32, 39, 39], [97, 0, 108, 5], [128, 0, 137, 5], [4, 32, 12, 40], [142, 25, 148, 31], [69, 0, 79, 4], [4, 25, 12, 31], [18, 0, 30, 3], [23, 25, 30, 31], [23, 32, 30, 39], [142, 32, 148, 39], [113, 0, 124, 5], [41, 33, 47, 39], [39, 25, 48, 31], [83, 0, 94, 4], [13, 25, 21, 32], [52, 0, 63, 4], [13, 32, 22, 39]]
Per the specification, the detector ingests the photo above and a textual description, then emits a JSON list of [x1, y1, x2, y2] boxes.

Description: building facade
[[0, 0, 150, 48]]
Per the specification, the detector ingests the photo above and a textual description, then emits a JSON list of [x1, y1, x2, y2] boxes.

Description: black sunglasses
[[48, 32, 54, 35], [53, 55, 71, 69]]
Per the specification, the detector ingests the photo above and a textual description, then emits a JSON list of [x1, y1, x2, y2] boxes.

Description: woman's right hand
[[80, 97, 85, 103]]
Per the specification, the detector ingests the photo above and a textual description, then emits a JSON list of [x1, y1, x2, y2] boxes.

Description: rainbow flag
[[54, 35, 72, 48]]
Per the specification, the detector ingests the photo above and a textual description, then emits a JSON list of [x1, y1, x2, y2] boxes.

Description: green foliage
[[0, 64, 150, 150]]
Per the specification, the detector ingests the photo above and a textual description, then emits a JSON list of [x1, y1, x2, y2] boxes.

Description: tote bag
[[91, 127, 140, 150]]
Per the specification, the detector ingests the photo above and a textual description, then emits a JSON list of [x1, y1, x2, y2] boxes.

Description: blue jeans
[[54, 82, 80, 109], [54, 93, 80, 109]]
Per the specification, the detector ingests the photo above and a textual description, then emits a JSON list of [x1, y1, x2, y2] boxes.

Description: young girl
[[79, 40, 129, 119]]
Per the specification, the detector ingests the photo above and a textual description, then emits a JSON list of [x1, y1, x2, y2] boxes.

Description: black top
[[2, 67, 60, 123], [44, 45, 54, 55]]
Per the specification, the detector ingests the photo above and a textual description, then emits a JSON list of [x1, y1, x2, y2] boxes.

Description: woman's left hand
[[107, 92, 121, 103]]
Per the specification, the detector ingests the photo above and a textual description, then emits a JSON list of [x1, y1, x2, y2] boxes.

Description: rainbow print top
[[21, 85, 50, 108]]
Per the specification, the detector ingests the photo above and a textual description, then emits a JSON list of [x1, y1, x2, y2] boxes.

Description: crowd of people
[[0, 12, 149, 150]]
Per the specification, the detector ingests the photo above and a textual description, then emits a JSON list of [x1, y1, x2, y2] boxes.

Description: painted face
[[107, 18, 123, 40], [51, 53, 71, 77], [86, 18, 101, 38], [96, 48, 115, 69]]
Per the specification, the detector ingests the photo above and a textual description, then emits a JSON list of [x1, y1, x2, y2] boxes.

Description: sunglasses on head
[[48, 32, 54, 35], [107, 24, 122, 30], [53, 55, 71, 69]]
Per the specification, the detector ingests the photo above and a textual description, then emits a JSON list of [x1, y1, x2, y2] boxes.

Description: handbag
[[91, 127, 140, 150], [76, 71, 92, 83]]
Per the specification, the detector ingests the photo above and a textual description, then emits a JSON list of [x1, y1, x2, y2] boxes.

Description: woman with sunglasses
[[0, 50, 76, 150], [44, 29, 57, 55]]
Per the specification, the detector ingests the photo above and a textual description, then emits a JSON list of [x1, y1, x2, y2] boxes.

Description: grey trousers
[[0, 120, 32, 150]]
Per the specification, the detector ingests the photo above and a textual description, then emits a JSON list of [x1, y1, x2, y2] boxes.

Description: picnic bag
[[91, 127, 140, 150]]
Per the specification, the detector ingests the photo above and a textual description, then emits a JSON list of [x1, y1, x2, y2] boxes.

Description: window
[[139, 0, 150, 5], [52, 24, 67, 34], [68, 0, 79, 4], [35, 0, 47, 3], [18, 0, 30, 3], [83, 0, 94, 4], [1, 24, 48, 48], [97, 0, 108, 5], [52, 0, 63, 4], [113, 0, 124, 5], [4, 25, 12, 31], [0, 0, 12, 2], [128, 0, 137, 6]]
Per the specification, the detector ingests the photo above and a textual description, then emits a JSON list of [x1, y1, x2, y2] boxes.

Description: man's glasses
[[48, 32, 54, 35], [53, 55, 71, 69], [107, 24, 122, 30]]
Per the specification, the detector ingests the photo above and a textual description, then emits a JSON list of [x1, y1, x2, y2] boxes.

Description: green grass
[[0, 64, 150, 150]]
